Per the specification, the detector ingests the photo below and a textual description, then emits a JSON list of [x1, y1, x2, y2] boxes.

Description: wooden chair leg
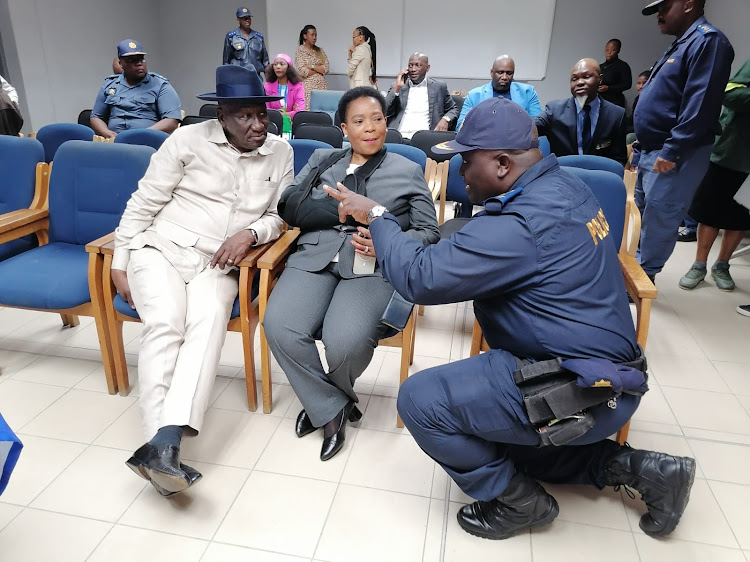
[[470, 318, 483, 357], [238, 266, 258, 412], [418, 304, 425, 316], [397, 312, 417, 428], [259, 270, 274, 414], [616, 420, 631, 444], [89, 252, 118, 394], [102, 256, 130, 395]]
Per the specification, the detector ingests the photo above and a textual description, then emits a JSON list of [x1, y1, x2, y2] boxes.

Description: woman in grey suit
[[264, 87, 440, 461]]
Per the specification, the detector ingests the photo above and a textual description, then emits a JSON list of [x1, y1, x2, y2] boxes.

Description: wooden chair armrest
[[85, 232, 116, 254], [236, 242, 273, 268], [619, 252, 658, 300], [257, 229, 301, 269], [0, 209, 49, 235]]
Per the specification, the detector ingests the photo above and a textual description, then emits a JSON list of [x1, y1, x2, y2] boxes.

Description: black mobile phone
[[401, 71, 409, 83]]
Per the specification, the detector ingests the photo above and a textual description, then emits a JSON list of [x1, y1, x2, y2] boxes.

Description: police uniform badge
[[234, 38, 244, 50], [241, 8, 248, 13], [128, 41, 137, 49], [108, 88, 116, 95]]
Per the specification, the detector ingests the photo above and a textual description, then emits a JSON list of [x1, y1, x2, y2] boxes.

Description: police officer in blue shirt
[[91, 40, 182, 139], [325, 98, 696, 541], [633, 0, 734, 279], [222, 8, 270, 76]]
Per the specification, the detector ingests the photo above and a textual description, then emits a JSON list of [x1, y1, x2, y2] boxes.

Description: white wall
[[2, 0, 163, 132], [1, 0, 746, 129]]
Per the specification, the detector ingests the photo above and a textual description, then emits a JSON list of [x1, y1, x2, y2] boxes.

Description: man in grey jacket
[[385, 52, 458, 139]]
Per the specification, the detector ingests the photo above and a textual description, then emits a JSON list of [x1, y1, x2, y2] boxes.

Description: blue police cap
[[117, 39, 147, 58], [642, 0, 665, 15], [236, 7, 252, 18], [432, 97, 539, 154]]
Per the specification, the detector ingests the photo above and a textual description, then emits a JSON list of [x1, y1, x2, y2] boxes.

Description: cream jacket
[[113, 119, 293, 280], [348, 42, 373, 89]]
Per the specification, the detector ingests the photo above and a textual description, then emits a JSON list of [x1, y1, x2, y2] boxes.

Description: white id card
[[353, 254, 376, 275]]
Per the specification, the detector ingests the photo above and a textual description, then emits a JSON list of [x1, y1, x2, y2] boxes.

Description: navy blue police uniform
[[92, 40, 182, 133], [222, 8, 269, 75], [633, 14, 734, 276], [366, 100, 641, 502]]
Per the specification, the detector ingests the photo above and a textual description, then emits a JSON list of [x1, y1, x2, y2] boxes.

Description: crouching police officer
[[325, 97, 696, 540]]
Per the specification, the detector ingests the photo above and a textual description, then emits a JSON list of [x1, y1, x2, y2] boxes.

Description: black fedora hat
[[197, 65, 282, 102]]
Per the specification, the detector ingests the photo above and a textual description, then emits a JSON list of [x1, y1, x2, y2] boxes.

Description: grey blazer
[[283, 148, 440, 278], [385, 77, 458, 130]]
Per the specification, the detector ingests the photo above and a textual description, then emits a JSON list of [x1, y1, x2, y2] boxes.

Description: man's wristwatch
[[249, 229, 259, 245], [367, 205, 388, 223]]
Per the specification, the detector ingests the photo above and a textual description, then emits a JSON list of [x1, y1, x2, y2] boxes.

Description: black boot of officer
[[605, 445, 696, 536], [457, 471, 559, 540]]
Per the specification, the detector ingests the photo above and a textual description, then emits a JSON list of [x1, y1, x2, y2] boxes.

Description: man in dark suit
[[385, 52, 458, 140], [534, 58, 627, 165]]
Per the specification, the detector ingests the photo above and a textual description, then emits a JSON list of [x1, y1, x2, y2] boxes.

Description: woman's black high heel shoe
[[320, 402, 362, 461], [295, 409, 318, 438]]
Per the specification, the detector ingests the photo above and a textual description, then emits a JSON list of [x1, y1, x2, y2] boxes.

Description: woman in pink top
[[264, 53, 306, 118]]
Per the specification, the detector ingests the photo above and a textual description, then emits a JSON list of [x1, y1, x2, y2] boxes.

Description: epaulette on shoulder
[[227, 30, 238, 38], [149, 72, 169, 82], [697, 23, 716, 35]]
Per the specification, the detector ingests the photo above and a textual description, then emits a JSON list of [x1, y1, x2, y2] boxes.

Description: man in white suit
[[113, 66, 293, 495]]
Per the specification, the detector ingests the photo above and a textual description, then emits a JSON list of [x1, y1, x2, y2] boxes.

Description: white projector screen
[[266, 0, 556, 81]]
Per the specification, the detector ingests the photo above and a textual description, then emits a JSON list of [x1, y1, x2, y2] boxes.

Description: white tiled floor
[[0, 236, 749, 561]]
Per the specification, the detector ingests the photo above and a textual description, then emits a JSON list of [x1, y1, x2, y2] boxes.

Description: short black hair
[[638, 69, 652, 79], [338, 87, 386, 123], [607, 39, 622, 51]]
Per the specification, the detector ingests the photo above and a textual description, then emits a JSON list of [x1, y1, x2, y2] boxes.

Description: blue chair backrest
[[309, 90, 345, 121], [557, 154, 624, 178], [289, 139, 332, 175], [384, 143, 426, 172], [561, 166, 625, 247], [114, 128, 169, 150], [36, 123, 94, 163], [539, 136, 551, 158], [447, 154, 472, 207], [48, 141, 155, 245], [0, 136, 44, 215]]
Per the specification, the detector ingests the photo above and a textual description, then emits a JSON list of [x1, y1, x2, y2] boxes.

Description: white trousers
[[127, 247, 239, 439]]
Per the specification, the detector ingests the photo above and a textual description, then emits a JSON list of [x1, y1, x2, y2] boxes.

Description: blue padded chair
[[114, 128, 169, 150], [35, 123, 95, 163], [385, 142, 426, 171], [289, 139, 333, 175], [0, 137, 48, 263], [0, 141, 155, 394], [539, 136, 551, 158], [309, 90, 346, 121], [557, 154, 625, 178]]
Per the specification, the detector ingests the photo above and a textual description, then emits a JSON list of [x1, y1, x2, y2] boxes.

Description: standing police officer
[[91, 40, 182, 139], [325, 98, 696, 541], [223, 7, 270, 77], [633, 0, 734, 280]]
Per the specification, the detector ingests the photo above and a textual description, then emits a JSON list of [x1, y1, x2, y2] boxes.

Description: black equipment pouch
[[515, 347, 647, 446]]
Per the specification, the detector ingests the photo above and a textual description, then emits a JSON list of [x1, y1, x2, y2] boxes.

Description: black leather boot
[[457, 471, 559, 540], [605, 445, 696, 536]]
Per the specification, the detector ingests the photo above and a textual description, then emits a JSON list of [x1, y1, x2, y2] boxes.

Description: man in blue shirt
[[633, 0, 734, 279], [457, 55, 542, 129], [325, 98, 696, 541], [222, 7, 269, 76], [91, 40, 182, 139], [534, 58, 627, 164]]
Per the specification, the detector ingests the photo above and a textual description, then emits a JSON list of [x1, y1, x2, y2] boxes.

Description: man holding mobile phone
[[385, 52, 458, 140]]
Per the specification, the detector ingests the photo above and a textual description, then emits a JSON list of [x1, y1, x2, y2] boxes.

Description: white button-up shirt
[[1, 75, 18, 104], [113, 119, 293, 279], [398, 79, 430, 139]]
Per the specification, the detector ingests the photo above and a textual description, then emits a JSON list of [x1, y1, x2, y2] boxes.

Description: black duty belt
[[515, 348, 648, 446]]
